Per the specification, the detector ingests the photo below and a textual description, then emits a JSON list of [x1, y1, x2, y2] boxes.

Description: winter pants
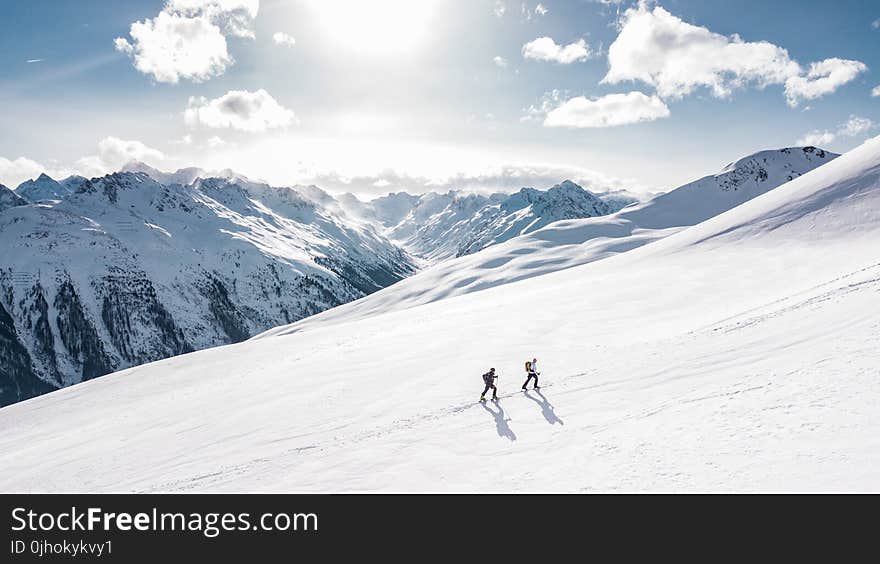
[[482, 383, 497, 399], [522, 372, 538, 389]]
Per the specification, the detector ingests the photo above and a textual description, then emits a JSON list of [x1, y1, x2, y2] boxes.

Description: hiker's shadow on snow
[[525, 390, 564, 426], [481, 401, 517, 441]]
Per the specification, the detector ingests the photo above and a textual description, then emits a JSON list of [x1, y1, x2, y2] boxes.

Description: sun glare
[[309, 0, 437, 55]]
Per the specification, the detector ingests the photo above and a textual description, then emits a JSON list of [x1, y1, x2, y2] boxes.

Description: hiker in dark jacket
[[480, 368, 498, 401], [522, 357, 540, 390]]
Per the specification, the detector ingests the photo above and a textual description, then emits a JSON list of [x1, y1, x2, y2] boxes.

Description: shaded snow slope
[[15, 173, 84, 202], [261, 146, 837, 336], [0, 184, 28, 212], [0, 139, 876, 492]]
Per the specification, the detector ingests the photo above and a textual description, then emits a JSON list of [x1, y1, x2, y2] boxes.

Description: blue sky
[[1, 0, 878, 195]]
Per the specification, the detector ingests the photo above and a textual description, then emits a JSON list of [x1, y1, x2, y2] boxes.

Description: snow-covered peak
[[547, 179, 588, 196], [120, 160, 173, 179], [625, 146, 839, 229], [502, 180, 611, 216], [293, 184, 337, 208], [720, 146, 833, 176], [15, 173, 67, 202], [72, 171, 165, 206], [59, 175, 88, 194]]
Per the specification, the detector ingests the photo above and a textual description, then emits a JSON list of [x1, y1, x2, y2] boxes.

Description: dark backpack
[[482, 371, 494, 384]]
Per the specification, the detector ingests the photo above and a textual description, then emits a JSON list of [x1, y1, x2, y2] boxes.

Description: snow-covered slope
[[0, 184, 28, 211], [15, 173, 84, 202], [344, 181, 615, 261], [263, 146, 837, 333], [0, 172, 415, 406], [1, 139, 877, 492]]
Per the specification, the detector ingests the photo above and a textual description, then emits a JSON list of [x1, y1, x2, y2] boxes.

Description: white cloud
[[170, 133, 229, 149], [796, 130, 836, 147], [74, 137, 166, 176], [170, 134, 195, 145], [521, 2, 548, 20], [184, 89, 297, 132], [0, 157, 61, 188], [839, 115, 874, 137], [114, 37, 133, 54], [872, 18, 880, 30], [784, 58, 867, 107], [1, 138, 167, 187], [493, 1, 506, 18], [796, 115, 875, 147], [115, 11, 231, 83], [206, 136, 228, 148], [604, 4, 866, 107], [522, 37, 592, 64], [493, 56, 508, 68], [167, 0, 259, 38], [273, 32, 296, 47], [530, 90, 670, 128], [115, 0, 258, 83], [305, 162, 634, 197], [872, 85, 880, 97]]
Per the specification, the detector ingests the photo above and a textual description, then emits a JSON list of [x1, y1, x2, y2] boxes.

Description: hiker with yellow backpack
[[522, 357, 540, 390]]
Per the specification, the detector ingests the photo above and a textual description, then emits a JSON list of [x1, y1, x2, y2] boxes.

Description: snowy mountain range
[[263, 146, 838, 333], [1, 168, 628, 406], [339, 180, 631, 261], [15, 173, 86, 202], [0, 137, 875, 492], [0, 172, 418, 406]]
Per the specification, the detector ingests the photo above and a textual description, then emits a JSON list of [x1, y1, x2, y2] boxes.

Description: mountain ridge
[[0, 171, 417, 405], [260, 145, 839, 337], [345, 179, 622, 261]]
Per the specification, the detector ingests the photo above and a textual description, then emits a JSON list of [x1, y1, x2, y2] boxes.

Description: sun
[[309, 0, 437, 55]]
